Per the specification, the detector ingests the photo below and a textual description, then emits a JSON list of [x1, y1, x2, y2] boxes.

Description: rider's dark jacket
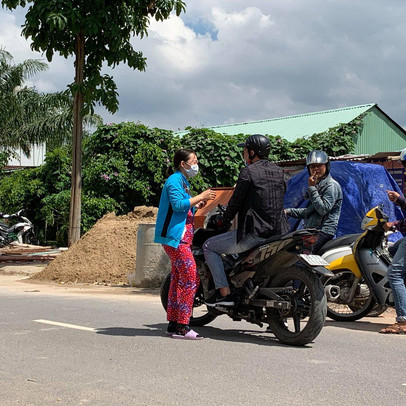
[[223, 159, 289, 242]]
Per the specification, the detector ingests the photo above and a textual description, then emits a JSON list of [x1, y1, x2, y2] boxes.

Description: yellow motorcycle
[[322, 205, 398, 321]]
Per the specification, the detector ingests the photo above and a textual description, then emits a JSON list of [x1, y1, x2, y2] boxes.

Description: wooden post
[[68, 31, 85, 246]]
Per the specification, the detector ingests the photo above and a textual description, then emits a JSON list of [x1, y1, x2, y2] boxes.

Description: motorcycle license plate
[[299, 254, 329, 266]]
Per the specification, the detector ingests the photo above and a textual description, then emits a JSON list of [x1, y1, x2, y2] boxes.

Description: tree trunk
[[68, 32, 85, 246]]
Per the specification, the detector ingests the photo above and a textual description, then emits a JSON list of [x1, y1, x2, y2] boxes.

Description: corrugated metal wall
[[354, 107, 406, 154]]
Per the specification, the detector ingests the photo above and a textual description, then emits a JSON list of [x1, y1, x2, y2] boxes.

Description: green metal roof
[[177, 103, 376, 141]]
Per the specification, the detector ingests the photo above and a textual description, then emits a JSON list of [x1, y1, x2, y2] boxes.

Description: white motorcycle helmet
[[400, 148, 406, 168], [305, 150, 330, 175]]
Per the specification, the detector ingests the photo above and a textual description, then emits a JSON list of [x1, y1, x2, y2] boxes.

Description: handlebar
[[0, 209, 25, 219]]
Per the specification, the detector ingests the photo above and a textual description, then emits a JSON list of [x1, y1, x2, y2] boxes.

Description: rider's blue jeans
[[387, 237, 406, 322], [203, 230, 266, 290]]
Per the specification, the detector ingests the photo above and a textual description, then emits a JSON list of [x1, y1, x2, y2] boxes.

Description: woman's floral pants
[[163, 243, 200, 325]]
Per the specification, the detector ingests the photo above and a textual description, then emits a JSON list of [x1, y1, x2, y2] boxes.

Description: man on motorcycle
[[203, 134, 289, 306], [285, 150, 343, 254], [380, 148, 406, 334]]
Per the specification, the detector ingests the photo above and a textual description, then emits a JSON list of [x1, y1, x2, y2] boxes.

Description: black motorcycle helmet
[[237, 134, 271, 159], [306, 150, 330, 176]]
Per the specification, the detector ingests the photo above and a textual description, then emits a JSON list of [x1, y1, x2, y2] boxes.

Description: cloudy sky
[[1, 0, 406, 131]]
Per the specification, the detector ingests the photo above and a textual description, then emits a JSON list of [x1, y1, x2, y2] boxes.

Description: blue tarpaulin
[[284, 161, 405, 240]]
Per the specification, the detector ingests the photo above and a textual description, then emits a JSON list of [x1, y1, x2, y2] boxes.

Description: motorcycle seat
[[262, 234, 283, 244], [317, 233, 362, 255], [0, 225, 14, 233]]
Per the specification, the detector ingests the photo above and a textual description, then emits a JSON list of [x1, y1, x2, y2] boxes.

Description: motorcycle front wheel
[[22, 230, 38, 245], [324, 270, 376, 321], [160, 273, 218, 327], [365, 304, 388, 317], [266, 266, 327, 346]]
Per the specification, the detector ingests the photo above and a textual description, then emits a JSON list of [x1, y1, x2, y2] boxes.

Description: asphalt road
[[0, 278, 405, 406]]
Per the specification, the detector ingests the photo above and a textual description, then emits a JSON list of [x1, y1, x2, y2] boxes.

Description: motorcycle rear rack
[[251, 299, 291, 309], [247, 286, 293, 309]]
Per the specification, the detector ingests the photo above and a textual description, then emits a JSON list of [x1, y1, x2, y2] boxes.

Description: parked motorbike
[[319, 232, 388, 319], [160, 206, 333, 346], [0, 209, 37, 246], [321, 205, 399, 321]]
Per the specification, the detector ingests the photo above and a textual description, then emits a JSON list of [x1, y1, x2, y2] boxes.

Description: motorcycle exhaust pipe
[[325, 285, 340, 302]]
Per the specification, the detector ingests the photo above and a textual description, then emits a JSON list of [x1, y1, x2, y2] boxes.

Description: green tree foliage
[[266, 119, 359, 161], [0, 48, 101, 157], [181, 128, 246, 190], [0, 48, 59, 156], [1, 0, 186, 244], [2, 1, 186, 114], [0, 119, 360, 245], [183, 118, 360, 180], [83, 122, 181, 212]]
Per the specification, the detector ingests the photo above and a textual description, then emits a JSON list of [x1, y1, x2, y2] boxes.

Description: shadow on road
[[97, 323, 316, 348], [187, 325, 307, 348], [96, 326, 163, 336], [97, 319, 399, 343], [324, 318, 393, 333]]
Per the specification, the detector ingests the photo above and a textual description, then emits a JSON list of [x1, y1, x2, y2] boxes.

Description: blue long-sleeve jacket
[[154, 171, 192, 248], [285, 174, 343, 236]]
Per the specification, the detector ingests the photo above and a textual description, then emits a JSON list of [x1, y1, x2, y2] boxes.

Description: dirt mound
[[30, 206, 158, 285]]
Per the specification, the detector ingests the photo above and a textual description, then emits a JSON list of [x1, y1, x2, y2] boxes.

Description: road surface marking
[[34, 319, 97, 332]]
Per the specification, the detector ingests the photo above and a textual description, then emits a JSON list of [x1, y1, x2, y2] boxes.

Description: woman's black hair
[[167, 148, 195, 176]]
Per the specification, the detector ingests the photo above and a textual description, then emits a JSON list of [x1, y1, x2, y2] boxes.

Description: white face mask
[[184, 164, 199, 178]]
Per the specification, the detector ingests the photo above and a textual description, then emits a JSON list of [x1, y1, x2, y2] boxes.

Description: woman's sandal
[[172, 329, 203, 340], [379, 322, 406, 334]]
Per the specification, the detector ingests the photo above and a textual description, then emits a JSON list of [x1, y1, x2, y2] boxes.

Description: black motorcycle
[[160, 207, 332, 346]]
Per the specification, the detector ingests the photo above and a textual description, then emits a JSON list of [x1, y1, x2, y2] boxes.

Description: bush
[[181, 128, 245, 190], [0, 167, 45, 225], [83, 122, 181, 212], [0, 117, 360, 245]]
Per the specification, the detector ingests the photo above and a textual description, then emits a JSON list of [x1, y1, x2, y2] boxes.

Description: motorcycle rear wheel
[[23, 230, 38, 245], [266, 266, 327, 346], [324, 270, 376, 321], [160, 273, 218, 327]]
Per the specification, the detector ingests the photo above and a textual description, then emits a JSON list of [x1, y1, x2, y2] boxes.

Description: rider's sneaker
[[205, 292, 234, 307]]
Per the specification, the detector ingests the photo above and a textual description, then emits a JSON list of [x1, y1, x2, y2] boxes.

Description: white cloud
[[0, 9, 72, 94], [0, 13, 37, 61], [212, 6, 273, 39], [147, 17, 212, 72], [1, 1, 406, 132]]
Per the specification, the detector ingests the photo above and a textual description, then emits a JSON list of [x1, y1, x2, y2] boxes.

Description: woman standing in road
[[154, 149, 216, 340]]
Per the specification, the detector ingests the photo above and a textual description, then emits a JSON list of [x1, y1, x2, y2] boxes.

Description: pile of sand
[[30, 206, 158, 285]]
